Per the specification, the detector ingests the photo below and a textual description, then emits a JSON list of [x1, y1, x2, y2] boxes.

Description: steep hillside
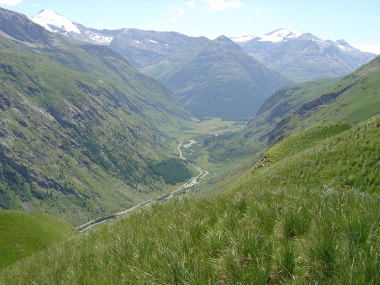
[[203, 77, 339, 163], [110, 28, 209, 70], [265, 54, 380, 143], [0, 210, 74, 269], [256, 78, 341, 123], [0, 8, 192, 224], [243, 78, 341, 141], [0, 8, 190, 128], [1, 115, 378, 284], [160, 36, 292, 120], [236, 29, 375, 82]]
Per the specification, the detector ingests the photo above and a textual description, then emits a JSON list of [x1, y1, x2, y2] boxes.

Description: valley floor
[[78, 118, 247, 232], [77, 140, 210, 232]]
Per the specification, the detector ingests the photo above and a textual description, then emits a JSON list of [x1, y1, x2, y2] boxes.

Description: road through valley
[[77, 140, 209, 232]]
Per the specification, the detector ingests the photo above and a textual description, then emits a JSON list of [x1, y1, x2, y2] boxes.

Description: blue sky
[[1, 0, 379, 53]]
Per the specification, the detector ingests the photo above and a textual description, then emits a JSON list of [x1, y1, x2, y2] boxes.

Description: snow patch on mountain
[[259, 29, 302, 43], [84, 31, 114, 45], [32, 10, 80, 34], [337, 44, 351, 51]]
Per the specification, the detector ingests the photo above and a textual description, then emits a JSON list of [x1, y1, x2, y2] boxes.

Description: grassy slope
[[267, 55, 380, 143], [1, 115, 378, 284], [0, 34, 191, 225], [0, 7, 191, 128], [161, 118, 249, 199], [252, 78, 342, 128], [40, 42, 191, 130], [0, 210, 74, 269]]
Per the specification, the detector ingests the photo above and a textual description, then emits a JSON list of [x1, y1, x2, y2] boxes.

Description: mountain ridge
[[234, 28, 376, 82], [32, 9, 121, 45], [157, 35, 292, 120]]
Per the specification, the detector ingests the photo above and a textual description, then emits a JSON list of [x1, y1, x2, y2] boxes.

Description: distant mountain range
[[109, 30, 292, 120], [110, 28, 209, 70], [31, 10, 293, 120], [31, 12, 376, 83], [232, 29, 376, 82], [154, 36, 292, 120], [31, 10, 121, 45]]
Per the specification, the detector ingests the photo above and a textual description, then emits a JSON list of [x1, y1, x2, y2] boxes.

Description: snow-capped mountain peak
[[259, 28, 302, 43], [31, 10, 119, 45], [232, 29, 376, 83], [32, 10, 80, 34], [335, 39, 355, 51]]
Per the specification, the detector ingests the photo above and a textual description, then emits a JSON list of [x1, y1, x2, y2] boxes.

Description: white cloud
[[171, 7, 185, 15], [202, 0, 244, 11], [354, 45, 380, 55], [33, 3, 41, 7], [183, 1, 197, 9], [170, 17, 177, 22], [0, 0, 22, 5]]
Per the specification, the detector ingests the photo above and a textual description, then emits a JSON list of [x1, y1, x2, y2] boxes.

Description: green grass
[[1, 115, 378, 284], [0, 33, 194, 225], [0, 210, 74, 269], [268, 55, 380, 142], [201, 78, 343, 167], [257, 77, 342, 123], [162, 118, 248, 193], [263, 122, 351, 164]]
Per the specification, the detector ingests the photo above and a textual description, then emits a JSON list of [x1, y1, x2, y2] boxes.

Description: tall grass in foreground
[[0, 117, 379, 284]]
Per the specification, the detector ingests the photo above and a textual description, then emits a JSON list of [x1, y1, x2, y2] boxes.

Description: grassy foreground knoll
[[0, 116, 379, 284], [0, 210, 74, 269]]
